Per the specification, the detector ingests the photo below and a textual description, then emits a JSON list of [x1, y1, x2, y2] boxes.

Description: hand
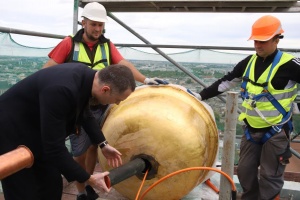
[[171, 84, 202, 100], [144, 77, 169, 85], [101, 144, 122, 168], [88, 172, 111, 193], [187, 89, 202, 101]]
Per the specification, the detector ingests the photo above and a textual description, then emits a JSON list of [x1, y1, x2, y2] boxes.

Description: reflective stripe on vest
[[73, 42, 110, 70], [238, 52, 297, 128]]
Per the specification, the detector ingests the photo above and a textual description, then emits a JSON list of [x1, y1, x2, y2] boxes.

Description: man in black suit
[[0, 63, 136, 200]]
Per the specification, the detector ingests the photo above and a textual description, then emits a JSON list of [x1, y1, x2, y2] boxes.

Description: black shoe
[[85, 185, 99, 200], [77, 194, 88, 200]]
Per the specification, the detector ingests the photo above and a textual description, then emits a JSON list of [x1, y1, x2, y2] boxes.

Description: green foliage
[[214, 111, 224, 131], [236, 124, 244, 135], [293, 114, 300, 133], [185, 78, 192, 84], [214, 71, 226, 78], [139, 69, 185, 78], [215, 116, 243, 135]]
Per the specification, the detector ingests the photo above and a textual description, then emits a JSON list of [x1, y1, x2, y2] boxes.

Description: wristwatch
[[99, 141, 108, 149]]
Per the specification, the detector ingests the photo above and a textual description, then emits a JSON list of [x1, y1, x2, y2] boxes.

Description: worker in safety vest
[[189, 15, 300, 199], [42, 2, 168, 200]]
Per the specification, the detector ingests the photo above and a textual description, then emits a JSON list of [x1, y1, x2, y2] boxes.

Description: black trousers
[[1, 160, 63, 200]]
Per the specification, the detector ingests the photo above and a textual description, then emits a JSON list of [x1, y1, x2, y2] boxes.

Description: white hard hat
[[81, 2, 108, 22]]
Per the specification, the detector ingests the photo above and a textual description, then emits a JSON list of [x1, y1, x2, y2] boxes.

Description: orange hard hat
[[248, 15, 284, 41]]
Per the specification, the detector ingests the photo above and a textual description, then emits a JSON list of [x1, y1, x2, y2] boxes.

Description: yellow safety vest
[[238, 52, 297, 128], [71, 41, 111, 70]]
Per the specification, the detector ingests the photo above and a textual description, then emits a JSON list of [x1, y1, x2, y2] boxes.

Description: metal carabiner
[[272, 125, 281, 133], [250, 100, 256, 108]]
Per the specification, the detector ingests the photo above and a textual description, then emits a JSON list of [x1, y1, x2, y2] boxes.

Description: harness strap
[[73, 42, 80, 61], [240, 58, 253, 100], [244, 120, 292, 145], [265, 51, 283, 84], [91, 59, 108, 69], [100, 44, 108, 67], [263, 92, 287, 117]]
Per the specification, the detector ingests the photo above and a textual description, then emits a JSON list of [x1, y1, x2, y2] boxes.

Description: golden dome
[[99, 84, 219, 200]]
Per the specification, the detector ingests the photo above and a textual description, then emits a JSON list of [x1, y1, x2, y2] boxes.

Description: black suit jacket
[[0, 63, 105, 182]]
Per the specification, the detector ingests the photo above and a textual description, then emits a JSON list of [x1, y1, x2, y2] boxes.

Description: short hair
[[272, 34, 284, 41], [98, 64, 136, 93]]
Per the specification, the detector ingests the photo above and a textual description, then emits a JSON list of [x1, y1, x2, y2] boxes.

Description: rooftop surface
[[0, 140, 299, 199]]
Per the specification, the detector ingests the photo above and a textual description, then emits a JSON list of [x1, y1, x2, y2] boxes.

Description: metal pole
[[114, 43, 300, 53], [107, 12, 229, 103], [0, 26, 65, 39], [219, 91, 238, 200], [290, 147, 300, 159], [73, 0, 79, 35], [104, 158, 146, 188], [0, 25, 299, 53]]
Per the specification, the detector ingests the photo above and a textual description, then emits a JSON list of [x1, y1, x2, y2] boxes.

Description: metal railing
[[1, 26, 300, 200], [1, 26, 300, 164]]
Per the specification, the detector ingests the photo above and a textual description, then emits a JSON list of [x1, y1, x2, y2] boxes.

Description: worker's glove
[[292, 102, 300, 115], [144, 77, 169, 85], [187, 89, 202, 101]]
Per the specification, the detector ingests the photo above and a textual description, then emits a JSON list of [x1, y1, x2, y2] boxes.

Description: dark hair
[[272, 34, 284, 41], [98, 64, 136, 93]]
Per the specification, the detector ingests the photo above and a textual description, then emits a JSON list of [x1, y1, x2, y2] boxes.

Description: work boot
[[76, 193, 88, 200], [85, 185, 99, 200]]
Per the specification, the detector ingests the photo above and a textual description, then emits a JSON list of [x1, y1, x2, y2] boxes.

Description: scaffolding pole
[[219, 91, 238, 200]]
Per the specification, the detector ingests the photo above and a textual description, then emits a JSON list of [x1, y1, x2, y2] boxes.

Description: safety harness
[[240, 50, 293, 145]]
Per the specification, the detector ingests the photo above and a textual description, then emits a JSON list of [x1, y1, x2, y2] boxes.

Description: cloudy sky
[[1, 0, 300, 53]]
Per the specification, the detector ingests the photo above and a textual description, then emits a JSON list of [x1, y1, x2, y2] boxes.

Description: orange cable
[[138, 167, 236, 200], [135, 170, 149, 200], [205, 178, 219, 194]]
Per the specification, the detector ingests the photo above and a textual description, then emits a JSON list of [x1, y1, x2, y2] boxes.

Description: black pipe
[[104, 158, 146, 188], [231, 191, 237, 200]]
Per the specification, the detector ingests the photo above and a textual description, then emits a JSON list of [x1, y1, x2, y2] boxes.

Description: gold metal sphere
[[99, 84, 219, 200]]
